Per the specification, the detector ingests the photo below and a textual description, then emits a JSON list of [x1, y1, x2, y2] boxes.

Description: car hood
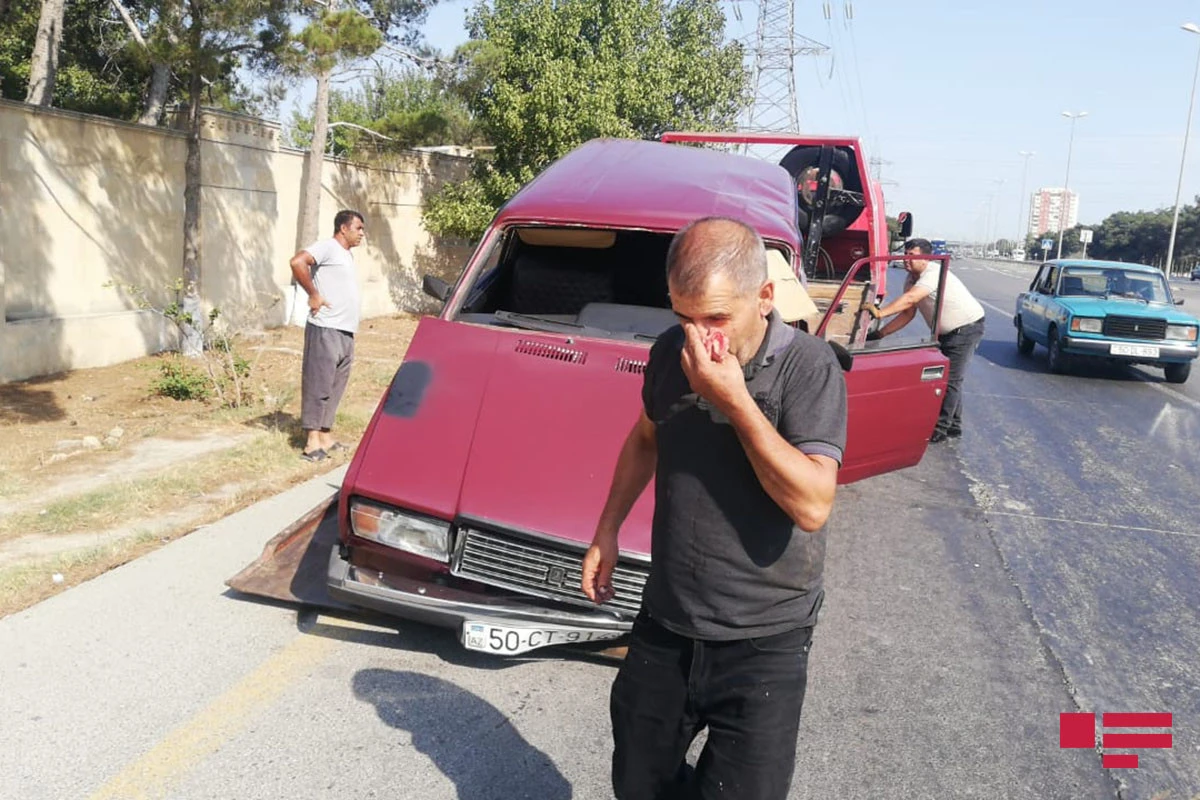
[[1058, 297, 1199, 324], [346, 317, 656, 555]]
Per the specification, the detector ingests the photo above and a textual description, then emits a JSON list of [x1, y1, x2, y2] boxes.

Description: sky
[[278, 0, 1200, 243]]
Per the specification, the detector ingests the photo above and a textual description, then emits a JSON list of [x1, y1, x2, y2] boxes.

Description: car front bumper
[[1063, 336, 1199, 363], [326, 547, 633, 637]]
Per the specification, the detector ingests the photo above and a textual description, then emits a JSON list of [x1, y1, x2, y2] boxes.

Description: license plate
[[1110, 343, 1160, 358], [461, 621, 624, 655]]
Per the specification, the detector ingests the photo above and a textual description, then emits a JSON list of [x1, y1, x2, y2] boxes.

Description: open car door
[[814, 255, 952, 484]]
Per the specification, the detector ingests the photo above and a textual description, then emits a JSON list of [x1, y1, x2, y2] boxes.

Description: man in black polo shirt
[[581, 216, 848, 800]]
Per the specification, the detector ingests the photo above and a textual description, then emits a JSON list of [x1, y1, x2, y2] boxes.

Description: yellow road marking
[[87, 630, 336, 800]]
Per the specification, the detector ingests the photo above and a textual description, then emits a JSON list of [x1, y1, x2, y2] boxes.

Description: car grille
[[453, 528, 648, 616], [1102, 316, 1166, 340]]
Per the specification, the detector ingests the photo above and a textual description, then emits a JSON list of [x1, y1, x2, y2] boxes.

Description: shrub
[[152, 357, 212, 401]]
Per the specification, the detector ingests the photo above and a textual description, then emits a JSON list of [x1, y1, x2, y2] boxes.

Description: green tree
[[0, 0, 277, 122], [147, 0, 291, 356], [288, 64, 480, 157], [1089, 207, 1174, 266], [1024, 228, 1082, 260], [886, 215, 901, 243], [3, 0, 152, 118], [283, 5, 384, 258], [423, 0, 749, 239]]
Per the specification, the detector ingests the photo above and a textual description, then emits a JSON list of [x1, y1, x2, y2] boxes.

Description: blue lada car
[[1014, 259, 1199, 384]]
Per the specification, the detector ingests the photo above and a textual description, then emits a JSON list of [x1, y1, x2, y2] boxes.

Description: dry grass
[[0, 431, 351, 617], [0, 531, 165, 618], [0, 313, 420, 618], [0, 429, 334, 543]]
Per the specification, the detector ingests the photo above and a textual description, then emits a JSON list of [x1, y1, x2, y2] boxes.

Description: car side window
[[1040, 266, 1058, 295], [1030, 264, 1047, 292]]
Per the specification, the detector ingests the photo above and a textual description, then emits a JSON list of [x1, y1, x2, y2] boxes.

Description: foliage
[[0, 0, 280, 121], [423, 0, 750, 239], [105, 278, 267, 408], [152, 356, 212, 401], [1, 0, 154, 118], [329, 0, 439, 48], [282, 8, 382, 75], [1019, 199, 1200, 271], [287, 65, 480, 157], [886, 215, 900, 242], [424, 168, 517, 237], [1088, 208, 1174, 266]]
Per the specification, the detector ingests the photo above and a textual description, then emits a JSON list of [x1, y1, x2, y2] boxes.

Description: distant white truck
[[1011, 248, 1025, 261]]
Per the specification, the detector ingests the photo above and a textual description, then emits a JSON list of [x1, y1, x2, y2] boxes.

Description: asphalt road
[[1, 261, 1198, 799]]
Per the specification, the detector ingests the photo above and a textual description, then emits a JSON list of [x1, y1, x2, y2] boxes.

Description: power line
[[737, 0, 829, 159]]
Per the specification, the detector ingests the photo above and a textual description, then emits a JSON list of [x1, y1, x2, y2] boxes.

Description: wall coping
[[0, 97, 187, 139]]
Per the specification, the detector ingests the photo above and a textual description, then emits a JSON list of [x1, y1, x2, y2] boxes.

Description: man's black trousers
[[609, 608, 813, 800], [936, 318, 985, 435]]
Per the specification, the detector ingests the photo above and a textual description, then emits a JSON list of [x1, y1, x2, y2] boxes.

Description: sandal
[[301, 448, 328, 462], [328, 442, 349, 452]]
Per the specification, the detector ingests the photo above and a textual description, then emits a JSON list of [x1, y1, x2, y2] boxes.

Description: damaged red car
[[230, 133, 952, 657]]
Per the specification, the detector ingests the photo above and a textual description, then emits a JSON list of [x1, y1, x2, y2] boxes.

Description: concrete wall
[[0, 100, 475, 383]]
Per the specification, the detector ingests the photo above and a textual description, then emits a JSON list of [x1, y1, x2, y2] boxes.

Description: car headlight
[[350, 499, 451, 562], [1165, 324, 1199, 341], [1070, 317, 1103, 333]]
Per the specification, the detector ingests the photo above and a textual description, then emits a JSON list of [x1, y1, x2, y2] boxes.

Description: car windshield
[[1059, 267, 1170, 303]]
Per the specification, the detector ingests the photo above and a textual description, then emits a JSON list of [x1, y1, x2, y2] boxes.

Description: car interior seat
[[507, 247, 617, 316], [1061, 276, 1084, 295]]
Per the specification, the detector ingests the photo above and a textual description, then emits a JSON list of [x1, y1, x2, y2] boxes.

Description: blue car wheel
[[1047, 326, 1071, 375], [1016, 317, 1034, 355]]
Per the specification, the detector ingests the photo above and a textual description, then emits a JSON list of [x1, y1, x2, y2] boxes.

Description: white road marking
[[1131, 370, 1200, 412], [983, 510, 1198, 539], [979, 299, 1014, 319]]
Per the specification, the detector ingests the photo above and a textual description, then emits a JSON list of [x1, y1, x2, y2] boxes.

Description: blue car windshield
[[1059, 267, 1170, 303]]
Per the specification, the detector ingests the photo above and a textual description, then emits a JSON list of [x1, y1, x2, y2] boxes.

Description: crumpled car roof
[[495, 138, 802, 251]]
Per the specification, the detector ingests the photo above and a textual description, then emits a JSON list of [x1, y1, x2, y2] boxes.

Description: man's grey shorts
[[301, 322, 355, 431]]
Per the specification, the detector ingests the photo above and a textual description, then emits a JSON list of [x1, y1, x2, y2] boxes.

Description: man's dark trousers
[[936, 318, 985, 435], [610, 609, 813, 800]]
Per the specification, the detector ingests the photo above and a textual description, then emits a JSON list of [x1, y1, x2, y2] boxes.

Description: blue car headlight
[[1165, 324, 1198, 342], [1070, 317, 1103, 333], [350, 499, 451, 562]]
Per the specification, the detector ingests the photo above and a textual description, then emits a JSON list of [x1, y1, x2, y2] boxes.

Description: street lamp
[[989, 177, 1006, 253], [1165, 22, 1200, 279], [1016, 150, 1035, 251], [1057, 111, 1087, 259]]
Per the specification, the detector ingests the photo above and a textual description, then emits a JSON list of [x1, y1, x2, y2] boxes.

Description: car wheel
[[1016, 317, 1034, 355], [1164, 362, 1191, 384], [1047, 326, 1070, 374]]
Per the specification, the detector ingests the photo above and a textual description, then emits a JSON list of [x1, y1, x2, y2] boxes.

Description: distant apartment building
[[1028, 188, 1079, 236]]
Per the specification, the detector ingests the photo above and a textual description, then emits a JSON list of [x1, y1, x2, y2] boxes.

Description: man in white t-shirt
[[865, 237, 986, 443], [288, 210, 366, 461]]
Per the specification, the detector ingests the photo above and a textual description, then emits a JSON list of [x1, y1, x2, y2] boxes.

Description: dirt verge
[[0, 313, 420, 617]]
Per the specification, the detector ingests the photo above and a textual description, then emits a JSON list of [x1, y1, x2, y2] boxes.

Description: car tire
[[1016, 318, 1034, 355], [1047, 326, 1070, 374], [1164, 362, 1191, 384]]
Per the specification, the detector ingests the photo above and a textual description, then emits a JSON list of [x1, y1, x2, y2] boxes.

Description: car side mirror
[[422, 274, 452, 302], [897, 211, 913, 239]]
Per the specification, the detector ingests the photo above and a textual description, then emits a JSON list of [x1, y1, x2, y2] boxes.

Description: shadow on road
[[295, 609, 626, 672], [975, 338, 1151, 383], [352, 668, 574, 800]]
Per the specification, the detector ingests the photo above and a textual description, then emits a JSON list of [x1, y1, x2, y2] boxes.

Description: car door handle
[[921, 366, 945, 381]]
